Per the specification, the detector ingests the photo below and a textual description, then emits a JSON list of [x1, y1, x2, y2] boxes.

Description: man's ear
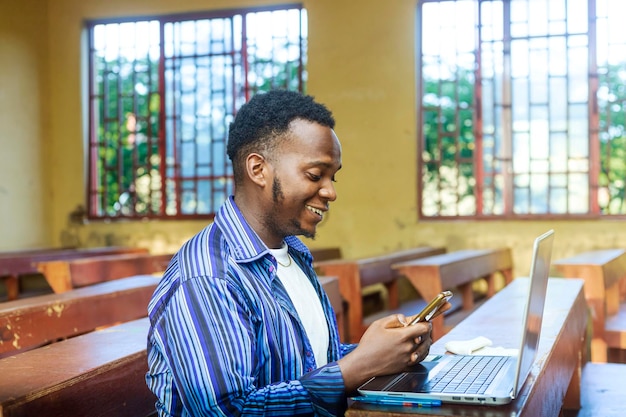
[[245, 153, 269, 187]]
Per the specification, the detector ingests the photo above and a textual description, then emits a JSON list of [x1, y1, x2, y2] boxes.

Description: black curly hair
[[227, 90, 335, 185]]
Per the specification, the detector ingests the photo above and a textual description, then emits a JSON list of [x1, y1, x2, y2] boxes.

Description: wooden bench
[[391, 248, 513, 340], [562, 362, 626, 417], [36, 252, 173, 293], [0, 246, 149, 301], [347, 278, 589, 417], [0, 317, 154, 417], [552, 249, 626, 362], [315, 246, 446, 343], [0, 275, 159, 358]]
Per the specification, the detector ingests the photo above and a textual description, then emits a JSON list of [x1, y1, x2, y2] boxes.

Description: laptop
[[357, 229, 555, 406]]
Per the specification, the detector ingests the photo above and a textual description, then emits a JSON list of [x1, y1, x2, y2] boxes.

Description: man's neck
[[233, 194, 283, 249]]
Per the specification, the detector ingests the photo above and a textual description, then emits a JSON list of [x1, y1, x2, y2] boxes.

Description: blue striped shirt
[[146, 196, 356, 416]]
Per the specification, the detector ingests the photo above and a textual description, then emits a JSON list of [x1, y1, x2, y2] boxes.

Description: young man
[[146, 90, 438, 416]]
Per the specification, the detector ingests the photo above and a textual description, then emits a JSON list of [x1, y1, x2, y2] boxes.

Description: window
[[418, 0, 626, 218], [87, 6, 307, 220]]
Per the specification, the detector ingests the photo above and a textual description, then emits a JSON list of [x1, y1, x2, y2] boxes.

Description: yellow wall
[[2, 0, 626, 278], [0, 0, 50, 250]]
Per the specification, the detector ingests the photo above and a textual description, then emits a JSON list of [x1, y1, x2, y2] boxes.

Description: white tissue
[[444, 336, 493, 355]]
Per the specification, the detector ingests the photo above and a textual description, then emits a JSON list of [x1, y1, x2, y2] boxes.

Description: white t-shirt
[[270, 243, 329, 367]]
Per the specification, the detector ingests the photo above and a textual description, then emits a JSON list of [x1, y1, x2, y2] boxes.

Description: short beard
[[270, 176, 315, 239], [272, 177, 285, 202]]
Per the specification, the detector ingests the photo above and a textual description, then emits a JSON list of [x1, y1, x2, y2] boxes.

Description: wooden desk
[[0, 318, 153, 417], [0, 246, 149, 300], [0, 275, 159, 358], [552, 249, 626, 362], [346, 278, 588, 417], [392, 248, 513, 340]]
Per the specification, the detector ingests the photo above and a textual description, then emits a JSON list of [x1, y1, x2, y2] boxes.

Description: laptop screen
[[513, 229, 554, 394]]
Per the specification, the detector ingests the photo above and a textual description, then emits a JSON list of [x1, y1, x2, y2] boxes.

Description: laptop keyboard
[[427, 355, 509, 394]]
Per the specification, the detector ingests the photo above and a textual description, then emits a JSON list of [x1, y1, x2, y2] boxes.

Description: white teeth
[[307, 206, 323, 216]]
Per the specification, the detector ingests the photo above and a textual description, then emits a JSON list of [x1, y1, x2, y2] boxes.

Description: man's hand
[[337, 314, 433, 392]]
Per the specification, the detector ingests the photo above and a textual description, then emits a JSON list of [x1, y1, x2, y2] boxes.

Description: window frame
[[85, 4, 306, 221], [417, 0, 626, 220]]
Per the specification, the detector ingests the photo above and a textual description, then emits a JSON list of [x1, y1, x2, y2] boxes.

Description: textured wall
[[0, 0, 49, 250]]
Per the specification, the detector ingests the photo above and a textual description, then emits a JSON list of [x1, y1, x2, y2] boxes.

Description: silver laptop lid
[[512, 229, 554, 396]]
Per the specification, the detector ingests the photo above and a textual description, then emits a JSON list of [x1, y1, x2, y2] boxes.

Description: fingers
[[383, 313, 433, 330], [411, 350, 426, 363], [407, 330, 429, 364], [409, 320, 432, 338], [430, 301, 452, 320], [409, 336, 430, 364], [383, 313, 409, 329]]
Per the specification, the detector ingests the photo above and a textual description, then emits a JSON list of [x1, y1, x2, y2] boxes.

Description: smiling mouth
[[306, 205, 325, 219]]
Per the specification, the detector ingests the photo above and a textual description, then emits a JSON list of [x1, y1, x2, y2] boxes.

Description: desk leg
[[3, 275, 20, 300], [606, 283, 620, 317], [384, 279, 399, 310], [563, 320, 589, 412], [486, 273, 497, 298], [562, 353, 583, 411], [458, 282, 474, 310], [588, 296, 608, 363], [38, 262, 74, 294], [502, 267, 513, 285]]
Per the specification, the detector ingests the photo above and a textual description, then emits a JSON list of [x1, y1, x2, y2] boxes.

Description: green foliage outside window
[[598, 64, 626, 214], [93, 53, 161, 217]]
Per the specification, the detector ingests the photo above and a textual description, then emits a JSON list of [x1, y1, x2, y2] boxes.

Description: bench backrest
[[309, 247, 342, 262], [0, 246, 149, 277], [0, 275, 159, 358], [37, 252, 173, 293], [0, 318, 153, 417], [394, 248, 513, 289], [316, 246, 446, 287]]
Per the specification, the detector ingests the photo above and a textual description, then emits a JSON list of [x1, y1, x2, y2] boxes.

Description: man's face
[[261, 119, 342, 246]]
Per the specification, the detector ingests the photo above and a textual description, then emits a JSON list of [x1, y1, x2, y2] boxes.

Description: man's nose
[[319, 181, 337, 201]]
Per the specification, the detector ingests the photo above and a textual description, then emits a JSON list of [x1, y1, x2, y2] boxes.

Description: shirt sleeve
[[340, 343, 358, 357], [299, 363, 348, 416], [147, 274, 349, 416]]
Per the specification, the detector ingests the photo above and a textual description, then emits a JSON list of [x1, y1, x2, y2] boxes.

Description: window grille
[[418, 0, 626, 218], [87, 6, 307, 219]]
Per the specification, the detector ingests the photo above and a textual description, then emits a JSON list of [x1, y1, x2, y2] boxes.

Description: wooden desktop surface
[[346, 278, 588, 417]]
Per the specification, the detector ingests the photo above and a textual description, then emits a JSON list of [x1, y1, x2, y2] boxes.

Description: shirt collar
[[215, 196, 313, 265]]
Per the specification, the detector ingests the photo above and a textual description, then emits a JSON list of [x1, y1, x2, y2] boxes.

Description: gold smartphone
[[409, 290, 453, 325]]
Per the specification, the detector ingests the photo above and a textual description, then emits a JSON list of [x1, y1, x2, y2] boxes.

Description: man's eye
[[308, 173, 321, 181]]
